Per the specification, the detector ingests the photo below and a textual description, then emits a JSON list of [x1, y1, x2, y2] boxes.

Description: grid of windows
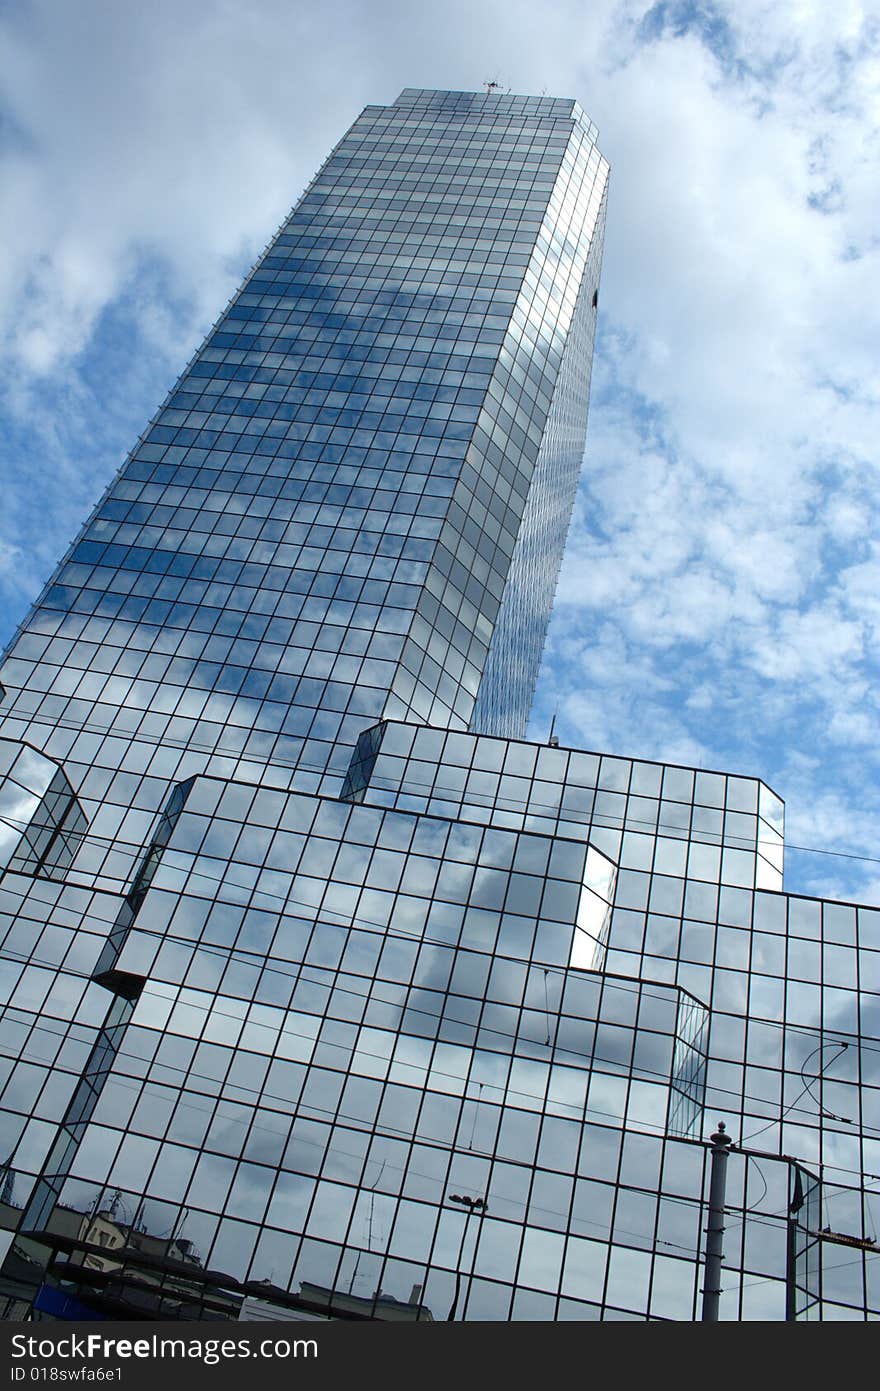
[[3, 770, 717, 1319], [2, 739, 878, 1319], [345, 719, 784, 890]]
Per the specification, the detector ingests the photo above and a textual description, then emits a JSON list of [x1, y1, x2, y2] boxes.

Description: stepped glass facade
[[0, 89, 877, 1323]]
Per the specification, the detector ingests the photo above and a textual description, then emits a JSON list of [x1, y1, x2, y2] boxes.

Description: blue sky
[[1, 0, 879, 903]]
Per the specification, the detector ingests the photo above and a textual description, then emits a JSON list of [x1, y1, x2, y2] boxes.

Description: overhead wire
[[740, 1044, 851, 1146], [1, 855, 876, 1159], [3, 736, 880, 874], [8, 1002, 876, 1309], [3, 926, 879, 1179], [1, 846, 873, 1073], [2, 765, 879, 1230]]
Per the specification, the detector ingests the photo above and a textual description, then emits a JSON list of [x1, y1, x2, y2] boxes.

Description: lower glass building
[[0, 714, 875, 1320], [0, 89, 877, 1321]]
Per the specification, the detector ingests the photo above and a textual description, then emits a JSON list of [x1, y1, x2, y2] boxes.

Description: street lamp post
[[701, 1122, 733, 1322], [447, 1193, 487, 1321]]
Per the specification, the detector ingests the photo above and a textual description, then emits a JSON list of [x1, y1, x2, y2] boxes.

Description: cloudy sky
[[1, 0, 879, 903]]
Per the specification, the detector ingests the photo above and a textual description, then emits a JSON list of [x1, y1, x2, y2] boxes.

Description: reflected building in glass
[[0, 88, 877, 1323]]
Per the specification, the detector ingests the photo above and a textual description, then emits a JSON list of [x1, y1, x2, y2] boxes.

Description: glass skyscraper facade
[[0, 89, 877, 1323]]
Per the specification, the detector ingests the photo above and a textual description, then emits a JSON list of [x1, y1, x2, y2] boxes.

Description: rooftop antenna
[[548, 703, 560, 747], [131, 1195, 147, 1233]]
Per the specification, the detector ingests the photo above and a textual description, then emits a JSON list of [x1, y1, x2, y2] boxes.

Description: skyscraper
[[0, 89, 877, 1323]]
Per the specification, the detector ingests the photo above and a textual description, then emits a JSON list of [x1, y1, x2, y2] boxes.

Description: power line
[[3, 922, 879, 1164], [5, 713, 880, 872], [740, 1044, 851, 1145], [1, 849, 875, 1143], [1, 847, 874, 1077]]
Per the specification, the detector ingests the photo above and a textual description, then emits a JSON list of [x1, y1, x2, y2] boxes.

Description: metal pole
[[701, 1121, 733, 1322], [785, 1161, 806, 1321], [785, 1214, 797, 1321], [447, 1194, 486, 1321], [447, 1211, 471, 1321]]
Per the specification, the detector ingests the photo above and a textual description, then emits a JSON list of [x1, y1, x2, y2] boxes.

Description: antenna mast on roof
[[548, 704, 560, 747]]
